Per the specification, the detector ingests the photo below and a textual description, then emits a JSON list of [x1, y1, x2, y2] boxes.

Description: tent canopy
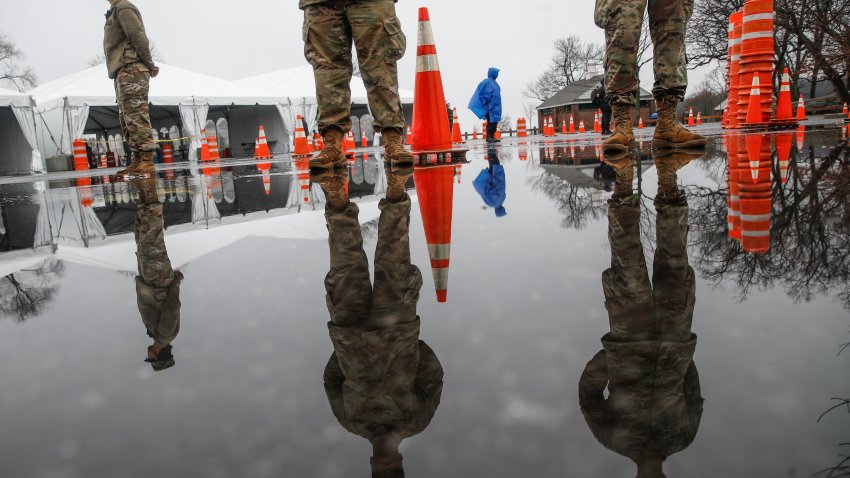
[[29, 63, 285, 111], [236, 65, 414, 105], [0, 87, 33, 107]]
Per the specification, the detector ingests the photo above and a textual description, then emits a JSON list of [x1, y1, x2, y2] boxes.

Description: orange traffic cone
[[745, 75, 763, 124], [579, 120, 586, 133], [257, 161, 272, 195], [687, 107, 695, 127], [361, 131, 368, 148], [842, 102, 849, 119], [638, 117, 645, 129], [451, 108, 463, 144], [314, 132, 324, 150], [406, 125, 413, 144], [696, 112, 702, 125], [472, 129, 479, 140], [295, 158, 311, 204], [796, 94, 807, 121], [569, 114, 575, 134], [775, 68, 793, 121], [775, 132, 792, 184], [517, 118, 527, 138], [413, 165, 454, 303], [162, 143, 173, 164], [593, 111, 600, 133], [294, 115, 310, 156], [495, 130, 501, 139], [207, 134, 221, 161], [411, 8, 453, 153], [200, 131, 211, 162], [256, 126, 272, 159], [561, 119, 567, 134]]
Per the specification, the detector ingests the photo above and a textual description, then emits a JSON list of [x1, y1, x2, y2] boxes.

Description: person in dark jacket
[[473, 145, 507, 217], [312, 166, 444, 478], [579, 150, 705, 478], [469, 68, 502, 142], [596, 78, 613, 135], [130, 177, 182, 372]]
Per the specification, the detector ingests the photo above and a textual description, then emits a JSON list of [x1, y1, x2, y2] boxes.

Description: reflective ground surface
[[1, 125, 848, 478]]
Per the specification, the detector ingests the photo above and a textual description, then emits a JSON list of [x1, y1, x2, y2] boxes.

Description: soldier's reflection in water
[[130, 177, 183, 372], [579, 150, 705, 478], [313, 166, 444, 478]]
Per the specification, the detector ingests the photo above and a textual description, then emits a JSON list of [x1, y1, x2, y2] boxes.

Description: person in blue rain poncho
[[469, 68, 502, 143], [473, 145, 507, 217]]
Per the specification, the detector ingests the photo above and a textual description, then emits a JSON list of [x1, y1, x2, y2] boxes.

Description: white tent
[[0, 87, 42, 174], [29, 63, 288, 164], [236, 65, 414, 137]]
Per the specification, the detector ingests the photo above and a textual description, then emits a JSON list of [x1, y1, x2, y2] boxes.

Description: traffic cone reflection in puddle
[[414, 165, 454, 303], [775, 132, 792, 184]]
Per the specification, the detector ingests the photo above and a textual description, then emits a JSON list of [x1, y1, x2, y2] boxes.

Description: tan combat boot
[[310, 128, 346, 170], [117, 152, 142, 176], [603, 152, 636, 200], [382, 128, 414, 166], [386, 164, 414, 202], [653, 99, 707, 149], [603, 106, 635, 153], [310, 169, 349, 210]]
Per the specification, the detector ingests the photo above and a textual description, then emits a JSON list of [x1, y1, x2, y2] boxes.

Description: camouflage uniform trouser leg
[[371, 195, 422, 328], [115, 62, 156, 154], [135, 203, 175, 288], [603, 202, 654, 341], [303, 0, 407, 134], [594, 0, 694, 106], [652, 201, 695, 342], [324, 202, 373, 327]]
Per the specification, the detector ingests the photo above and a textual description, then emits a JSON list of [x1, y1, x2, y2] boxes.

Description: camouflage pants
[[135, 203, 176, 288], [594, 0, 694, 106], [323, 196, 422, 328], [602, 200, 694, 342], [115, 62, 156, 154], [303, 0, 407, 134]]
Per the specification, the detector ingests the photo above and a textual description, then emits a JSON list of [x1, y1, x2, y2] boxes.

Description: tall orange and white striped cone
[[361, 131, 368, 148], [295, 158, 311, 204], [687, 107, 695, 127], [411, 7, 454, 156], [796, 94, 807, 121], [775, 68, 794, 121], [200, 130, 211, 162], [593, 111, 601, 133], [696, 112, 702, 126], [561, 119, 567, 134], [73, 139, 89, 171], [451, 108, 463, 144], [739, 133, 772, 254], [517, 118, 527, 138], [293, 115, 310, 156], [775, 132, 792, 184], [638, 116, 645, 129], [208, 134, 221, 161], [796, 126, 805, 151], [569, 114, 575, 134], [255, 126, 272, 160], [745, 75, 763, 125], [414, 165, 454, 303], [578, 120, 586, 133], [307, 134, 315, 153], [314, 132, 324, 151]]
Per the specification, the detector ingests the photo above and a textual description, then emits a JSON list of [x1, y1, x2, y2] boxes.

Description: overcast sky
[[1, 0, 715, 130]]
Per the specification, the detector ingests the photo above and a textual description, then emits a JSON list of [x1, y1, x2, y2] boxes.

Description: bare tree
[[522, 101, 538, 128], [0, 33, 37, 91], [497, 115, 512, 132], [0, 259, 64, 322], [524, 35, 604, 102]]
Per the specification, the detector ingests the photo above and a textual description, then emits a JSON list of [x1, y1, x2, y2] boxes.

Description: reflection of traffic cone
[[687, 107, 695, 127], [696, 112, 702, 125], [775, 132, 792, 184], [775, 68, 793, 121], [256, 162, 271, 195], [796, 126, 805, 151], [518, 142, 528, 161], [296, 158, 311, 204], [451, 108, 463, 143], [569, 114, 575, 134], [73, 139, 89, 171], [413, 165, 454, 303], [727, 135, 741, 242], [256, 126, 272, 159], [796, 94, 807, 121], [638, 117, 645, 129], [294, 115, 310, 156], [411, 8, 452, 153], [454, 164, 462, 184], [745, 75, 763, 124], [739, 133, 771, 254], [579, 120, 586, 133]]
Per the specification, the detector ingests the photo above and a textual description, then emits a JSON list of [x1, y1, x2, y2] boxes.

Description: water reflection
[[130, 177, 183, 372], [315, 167, 443, 477], [473, 145, 508, 217], [580, 151, 704, 478]]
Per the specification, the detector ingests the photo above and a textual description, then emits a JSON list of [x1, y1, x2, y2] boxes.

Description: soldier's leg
[[647, 0, 691, 103], [324, 202, 373, 327], [596, 0, 648, 106], [134, 203, 176, 288], [652, 198, 695, 341], [116, 63, 156, 155], [347, 0, 406, 133], [602, 198, 654, 341], [370, 195, 422, 328], [303, 4, 354, 134]]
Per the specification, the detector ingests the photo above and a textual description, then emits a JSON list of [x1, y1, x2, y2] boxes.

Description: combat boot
[[119, 151, 156, 177], [603, 152, 636, 200], [386, 164, 414, 202], [653, 99, 707, 149], [117, 152, 142, 176], [382, 128, 414, 166], [310, 128, 346, 170], [654, 149, 706, 198], [310, 169, 349, 210], [603, 106, 635, 153]]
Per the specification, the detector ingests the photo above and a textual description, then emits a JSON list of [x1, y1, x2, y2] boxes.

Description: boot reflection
[[130, 177, 182, 372], [579, 151, 705, 477], [316, 167, 444, 478]]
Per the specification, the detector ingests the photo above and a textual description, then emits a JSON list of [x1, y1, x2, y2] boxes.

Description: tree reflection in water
[[0, 259, 65, 322]]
